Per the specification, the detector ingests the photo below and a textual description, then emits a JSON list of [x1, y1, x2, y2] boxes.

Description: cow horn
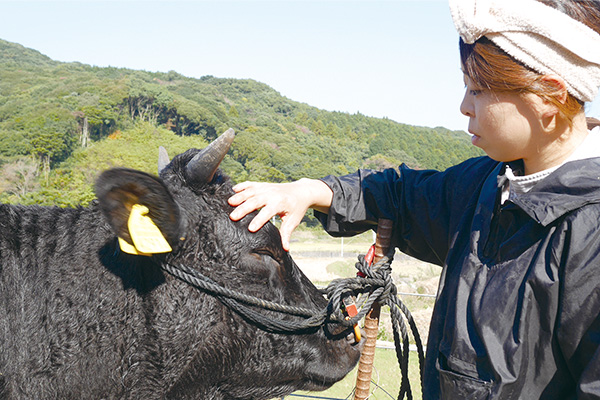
[[185, 128, 235, 184], [158, 146, 170, 174]]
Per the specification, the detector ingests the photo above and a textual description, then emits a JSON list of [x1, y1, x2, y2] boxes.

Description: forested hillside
[[0, 39, 483, 207]]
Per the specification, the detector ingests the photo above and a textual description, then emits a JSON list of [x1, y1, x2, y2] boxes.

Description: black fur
[[0, 147, 361, 399]]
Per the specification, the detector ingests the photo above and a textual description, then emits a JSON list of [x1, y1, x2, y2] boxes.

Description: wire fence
[[397, 291, 436, 298], [280, 382, 399, 400], [283, 394, 345, 399]]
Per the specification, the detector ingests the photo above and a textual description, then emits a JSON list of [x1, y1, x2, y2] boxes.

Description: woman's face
[[460, 74, 543, 164]]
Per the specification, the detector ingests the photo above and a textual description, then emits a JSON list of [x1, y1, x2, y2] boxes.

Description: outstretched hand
[[228, 178, 333, 251]]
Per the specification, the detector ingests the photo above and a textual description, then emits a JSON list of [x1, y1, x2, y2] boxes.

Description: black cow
[[0, 129, 361, 399]]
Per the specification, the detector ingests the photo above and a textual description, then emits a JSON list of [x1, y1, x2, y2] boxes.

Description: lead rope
[[354, 254, 425, 400], [160, 254, 425, 400]]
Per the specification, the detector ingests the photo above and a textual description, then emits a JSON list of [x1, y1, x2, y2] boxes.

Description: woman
[[229, 0, 600, 398]]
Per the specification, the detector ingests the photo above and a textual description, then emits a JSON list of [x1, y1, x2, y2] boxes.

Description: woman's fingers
[[279, 213, 304, 251], [228, 179, 330, 250], [228, 182, 268, 221], [248, 207, 278, 232], [231, 180, 257, 194]]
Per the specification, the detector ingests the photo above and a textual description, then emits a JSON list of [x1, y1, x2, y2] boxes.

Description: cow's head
[[95, 129, 362, 399]]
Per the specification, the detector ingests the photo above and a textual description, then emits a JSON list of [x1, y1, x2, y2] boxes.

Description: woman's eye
[[469, 89, 481, 96]]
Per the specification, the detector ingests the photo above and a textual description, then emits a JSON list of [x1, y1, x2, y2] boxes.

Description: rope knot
[[354, 253, 396, 304]]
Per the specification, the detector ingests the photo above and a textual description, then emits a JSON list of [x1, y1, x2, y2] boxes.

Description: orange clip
[[342, 296, 362, 342]]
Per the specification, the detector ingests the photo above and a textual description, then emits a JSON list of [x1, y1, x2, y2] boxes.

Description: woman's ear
[[540, 74, 569, 104], [532, 74, 568, 131]]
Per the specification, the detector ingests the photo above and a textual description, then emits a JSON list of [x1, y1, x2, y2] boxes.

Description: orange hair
[[459, 0, 600, 126]]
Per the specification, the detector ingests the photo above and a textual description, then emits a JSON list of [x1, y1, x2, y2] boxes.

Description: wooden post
[[354, 218, 393, 400]]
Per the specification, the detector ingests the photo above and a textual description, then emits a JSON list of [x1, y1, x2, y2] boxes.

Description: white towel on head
[[449, 0, 600, 102]]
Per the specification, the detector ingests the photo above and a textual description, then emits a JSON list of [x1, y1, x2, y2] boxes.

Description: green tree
[[25, 108, 78, 181]]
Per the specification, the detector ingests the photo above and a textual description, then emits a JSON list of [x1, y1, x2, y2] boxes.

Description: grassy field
[[290, 348, 424, 400], [273, 227, 440, 400]]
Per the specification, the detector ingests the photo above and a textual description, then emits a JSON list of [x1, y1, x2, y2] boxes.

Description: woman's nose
[[460, 91, 473, 117]]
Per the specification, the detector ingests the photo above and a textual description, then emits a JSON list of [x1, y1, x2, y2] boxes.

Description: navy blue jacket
[[317, 156, 600, 399]]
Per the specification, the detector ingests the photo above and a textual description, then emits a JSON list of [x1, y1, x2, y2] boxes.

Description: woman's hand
[[228, 178, 333, 251]]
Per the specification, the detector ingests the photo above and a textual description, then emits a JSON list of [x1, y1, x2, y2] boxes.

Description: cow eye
[[253, 248, 281, 263]]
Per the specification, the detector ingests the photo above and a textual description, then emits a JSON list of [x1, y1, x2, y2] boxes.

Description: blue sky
[[1, 0, 599, 132]]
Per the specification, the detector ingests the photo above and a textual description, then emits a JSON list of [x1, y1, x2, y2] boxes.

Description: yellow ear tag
[[118, 237, 141, 255], [119, 204, 172, 255]]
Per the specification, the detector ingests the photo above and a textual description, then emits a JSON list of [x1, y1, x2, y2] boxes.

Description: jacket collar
[[504, 157, 600, 226]]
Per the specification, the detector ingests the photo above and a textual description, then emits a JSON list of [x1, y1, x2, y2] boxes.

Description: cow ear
[[95, 168, 182, 256]]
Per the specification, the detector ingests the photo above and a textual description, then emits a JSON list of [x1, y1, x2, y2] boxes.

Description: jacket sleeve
[[315, 156, 499, 266], [557, 209, 600, 399]]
